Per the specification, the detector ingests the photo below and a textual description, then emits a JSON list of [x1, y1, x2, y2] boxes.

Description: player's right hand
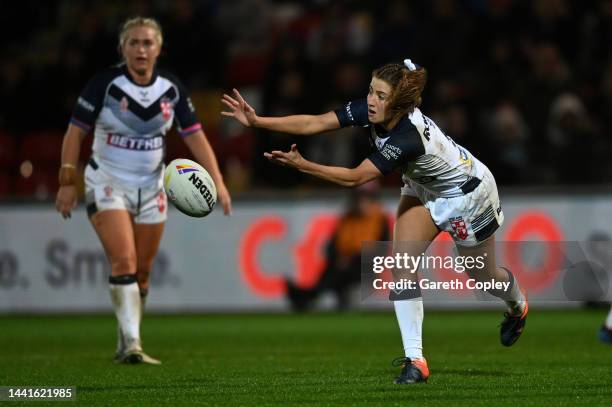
[[216, 181, 233, 216], [55, 185, 78, 219], [221, 88, 258, 127]]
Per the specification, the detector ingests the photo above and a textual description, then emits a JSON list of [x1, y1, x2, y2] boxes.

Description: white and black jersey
[[335, 99, 503, 245], [71, 64, 201, 186], [335, 99, 485, 199]]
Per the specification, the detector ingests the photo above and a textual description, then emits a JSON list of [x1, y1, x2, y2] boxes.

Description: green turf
[[0, 310, 611, 406]]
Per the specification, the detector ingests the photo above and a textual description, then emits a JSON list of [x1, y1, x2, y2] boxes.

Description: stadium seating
[[0, 131, 17, 168], [13, 131, 64, 199], [19, 131, 64, 164]]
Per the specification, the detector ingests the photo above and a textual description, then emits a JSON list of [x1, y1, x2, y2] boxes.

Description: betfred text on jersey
[[106, 133, 163, 150], [188, 173, 215, 208]]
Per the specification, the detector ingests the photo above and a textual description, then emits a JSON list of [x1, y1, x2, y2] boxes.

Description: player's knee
[[111, 255, 136, 275]]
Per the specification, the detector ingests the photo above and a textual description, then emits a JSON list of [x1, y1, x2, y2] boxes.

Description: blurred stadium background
[[1, 1, 612, 404], [1, 0, 611, 311], [2, 0, 612, 196]]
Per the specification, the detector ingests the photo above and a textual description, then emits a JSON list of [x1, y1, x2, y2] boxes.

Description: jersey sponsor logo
[[160, 97, 172, 121], [188, 173, 216, 209], [77, 97, 95, 112], [422, 116, 432, 140], [459, 148, 471, 166], [106, 133, 163, 151], [380, 144, 402, 161], [345, 102, 355, 123], [176, 165, 199, 175], [139, 90, 150, 103], [449, 216, 469, 240], [374, 136, 389, 150], [187, 97, 196, 113]]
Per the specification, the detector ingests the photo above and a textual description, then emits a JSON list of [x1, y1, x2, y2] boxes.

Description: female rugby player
[[55, 17, 232, 364], [222, 59, 527, 384]]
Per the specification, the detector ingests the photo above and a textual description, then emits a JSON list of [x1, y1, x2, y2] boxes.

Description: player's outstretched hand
[[55, 185, 77, 219], [216, 181, 233, 216], [264, 144, 305, 170], [221, 89, 258, 127]]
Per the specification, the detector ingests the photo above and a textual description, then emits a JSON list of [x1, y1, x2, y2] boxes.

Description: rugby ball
[[164, 159, 217, 217]]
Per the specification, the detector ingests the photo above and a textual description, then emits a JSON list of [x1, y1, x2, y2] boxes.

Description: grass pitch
[[1, 310, 611, 406]]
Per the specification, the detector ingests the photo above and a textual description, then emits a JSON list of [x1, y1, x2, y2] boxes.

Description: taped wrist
[[59, 164, 77, 186]]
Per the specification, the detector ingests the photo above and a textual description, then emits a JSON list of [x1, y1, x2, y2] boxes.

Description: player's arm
[[61, 124, 87, 169], [182, 130, 232, 216], [221, 89, 340, 135], [56, 124, 88, 219], [55, 71, 107, 219], [252, 112, 340, 135], [172, 74, 232, 216], [264, 144, 382, 187]]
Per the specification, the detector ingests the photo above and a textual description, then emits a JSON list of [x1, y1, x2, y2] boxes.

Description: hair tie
[[403, 58, 417, 71]]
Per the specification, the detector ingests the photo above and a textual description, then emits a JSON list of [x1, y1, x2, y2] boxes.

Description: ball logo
[[176, 165, 199, 175], [188, 173, 216, 209], [165, 158, 216, 217], [167, 188, 176, 202]]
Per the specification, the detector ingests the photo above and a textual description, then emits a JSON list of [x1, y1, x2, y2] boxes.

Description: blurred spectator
[[521, 42, 572, 165], [307, 60, 370, 172], [600, 64, 612, 132], [371, 1, 420, 67], [1, 0, 611, 198], [547, 93, 602, 183], [528, 0, 576, 60], [162, 0, 226, 88], [254, 36, 310, 186], [486, 102, 530, 184], [286, 183, 390, 311], [0, 54, 28, 132]]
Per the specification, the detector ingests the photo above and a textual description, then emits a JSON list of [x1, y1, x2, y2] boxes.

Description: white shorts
[[401, 169, 504, 247], [84, 159, 167, 224]]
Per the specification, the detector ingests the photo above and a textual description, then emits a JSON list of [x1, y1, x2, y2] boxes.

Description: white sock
[[606, 305, 612, 329], [109, 276, 141, 347], [505, 271, 526, 314], [492, 268, 526, 314], [393, 299, 424, 360]]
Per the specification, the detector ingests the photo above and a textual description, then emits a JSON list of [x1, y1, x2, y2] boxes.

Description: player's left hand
[[264, 144, 304, 170], [216, 182, 233, 216]]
